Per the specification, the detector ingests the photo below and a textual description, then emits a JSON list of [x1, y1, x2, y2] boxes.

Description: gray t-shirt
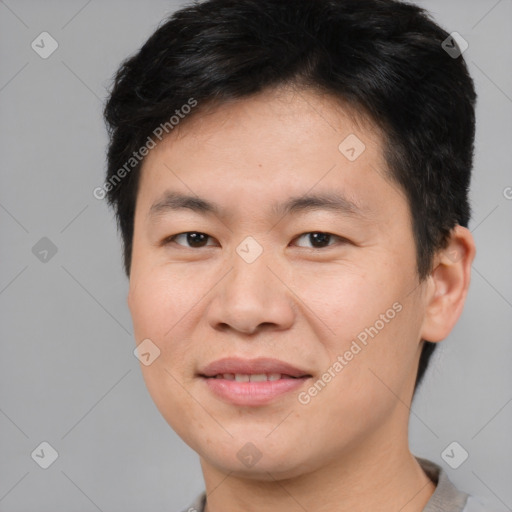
[[180, 457, 503, 512]]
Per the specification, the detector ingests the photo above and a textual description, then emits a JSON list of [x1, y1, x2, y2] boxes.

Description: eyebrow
[[148, 190, 369, 221]]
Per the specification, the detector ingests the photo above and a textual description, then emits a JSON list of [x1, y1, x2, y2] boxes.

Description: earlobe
[[420, 225, 476, 343]]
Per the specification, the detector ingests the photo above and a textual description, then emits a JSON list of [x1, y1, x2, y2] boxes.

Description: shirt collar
[[416, 456, 470, 512]]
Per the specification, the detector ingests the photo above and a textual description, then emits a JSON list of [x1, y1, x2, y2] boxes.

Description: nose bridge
[[207, 237, 295, 333], [228, 239, 273, 304]]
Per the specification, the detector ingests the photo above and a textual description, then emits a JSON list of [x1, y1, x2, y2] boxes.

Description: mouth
[[199, 356, 311, 378], [206, 373, 303, 382], [198, 357, 312, 406]]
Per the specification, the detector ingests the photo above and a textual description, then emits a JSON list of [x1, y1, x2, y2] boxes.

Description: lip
[[199, 357, 310, 378], [198, 357, 312, 406]]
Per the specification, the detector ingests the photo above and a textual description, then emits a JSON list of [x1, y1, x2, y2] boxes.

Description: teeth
[[216, 373, 285, 381], [250, 373, 267, 382]]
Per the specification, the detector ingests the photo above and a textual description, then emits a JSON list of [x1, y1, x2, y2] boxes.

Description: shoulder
[[416, 456, 507, 512], [177, 491, 206, 512], [462, 495, 509, 512]]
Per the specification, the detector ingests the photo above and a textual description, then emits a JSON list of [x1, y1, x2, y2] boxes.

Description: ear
[[420, 225, 476, 343]]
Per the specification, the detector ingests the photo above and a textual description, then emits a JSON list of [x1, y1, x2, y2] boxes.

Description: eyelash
[[162, 231, 348, 250]]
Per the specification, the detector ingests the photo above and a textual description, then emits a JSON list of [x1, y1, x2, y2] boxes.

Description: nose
[[206, 248, 296, 335]]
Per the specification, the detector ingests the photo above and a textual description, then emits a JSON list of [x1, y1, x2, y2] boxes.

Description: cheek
[[128, 262, 230, 384], [293, 262, 422, 407], [127, 267, 211, 437], [128, 265, 206, 405], [129, 265, 203, 342], [291, 262, 396, 350]]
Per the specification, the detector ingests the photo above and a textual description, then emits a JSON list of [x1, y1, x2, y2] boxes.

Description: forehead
[[165, 86, 380, 151], [135, 86, 400, 219]]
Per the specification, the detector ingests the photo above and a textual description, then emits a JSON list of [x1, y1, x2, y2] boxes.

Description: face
[[128, 86, 429, 479]]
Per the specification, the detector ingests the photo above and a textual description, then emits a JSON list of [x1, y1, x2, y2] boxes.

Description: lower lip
[[202, 377, 309, 406]]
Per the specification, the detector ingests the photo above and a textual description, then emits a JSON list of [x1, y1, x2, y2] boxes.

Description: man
[[102, 0, 498, 510]]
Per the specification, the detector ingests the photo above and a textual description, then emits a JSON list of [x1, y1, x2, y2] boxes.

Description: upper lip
[[199, 357, 311, 378]]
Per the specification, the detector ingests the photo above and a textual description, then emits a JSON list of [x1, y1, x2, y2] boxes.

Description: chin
[[203, 451, 311, 480], [194, 435, 321, 479]]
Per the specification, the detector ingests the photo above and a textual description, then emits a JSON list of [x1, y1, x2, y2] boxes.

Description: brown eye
[[294, 232, 341, 249], [166, 232, 215, 248]]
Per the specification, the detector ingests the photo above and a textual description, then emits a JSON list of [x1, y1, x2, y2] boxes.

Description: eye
[[293, 232, 345, 249], [162, 231, 347, 250], [164, 231, 217, 248]]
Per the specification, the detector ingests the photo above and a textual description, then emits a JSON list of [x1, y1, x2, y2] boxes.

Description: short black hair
[[103, 0, 477, 394]]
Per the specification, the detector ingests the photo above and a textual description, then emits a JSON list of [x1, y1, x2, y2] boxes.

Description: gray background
[[0, 1, 511, 511]]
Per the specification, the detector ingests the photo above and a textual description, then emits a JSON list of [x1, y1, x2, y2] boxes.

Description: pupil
[[188, 232, 207, 247], [310, 232, 330, 248]]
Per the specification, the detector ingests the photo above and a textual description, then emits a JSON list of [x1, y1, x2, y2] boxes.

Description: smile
[[199, 358, 312, 406], [210, 373, 299, 382]]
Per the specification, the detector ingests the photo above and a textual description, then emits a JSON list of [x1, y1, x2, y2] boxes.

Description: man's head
[[103, 0, 476, 473]]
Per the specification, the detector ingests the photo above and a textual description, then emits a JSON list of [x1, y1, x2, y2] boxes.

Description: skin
[[127, 86, 476, 512]]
